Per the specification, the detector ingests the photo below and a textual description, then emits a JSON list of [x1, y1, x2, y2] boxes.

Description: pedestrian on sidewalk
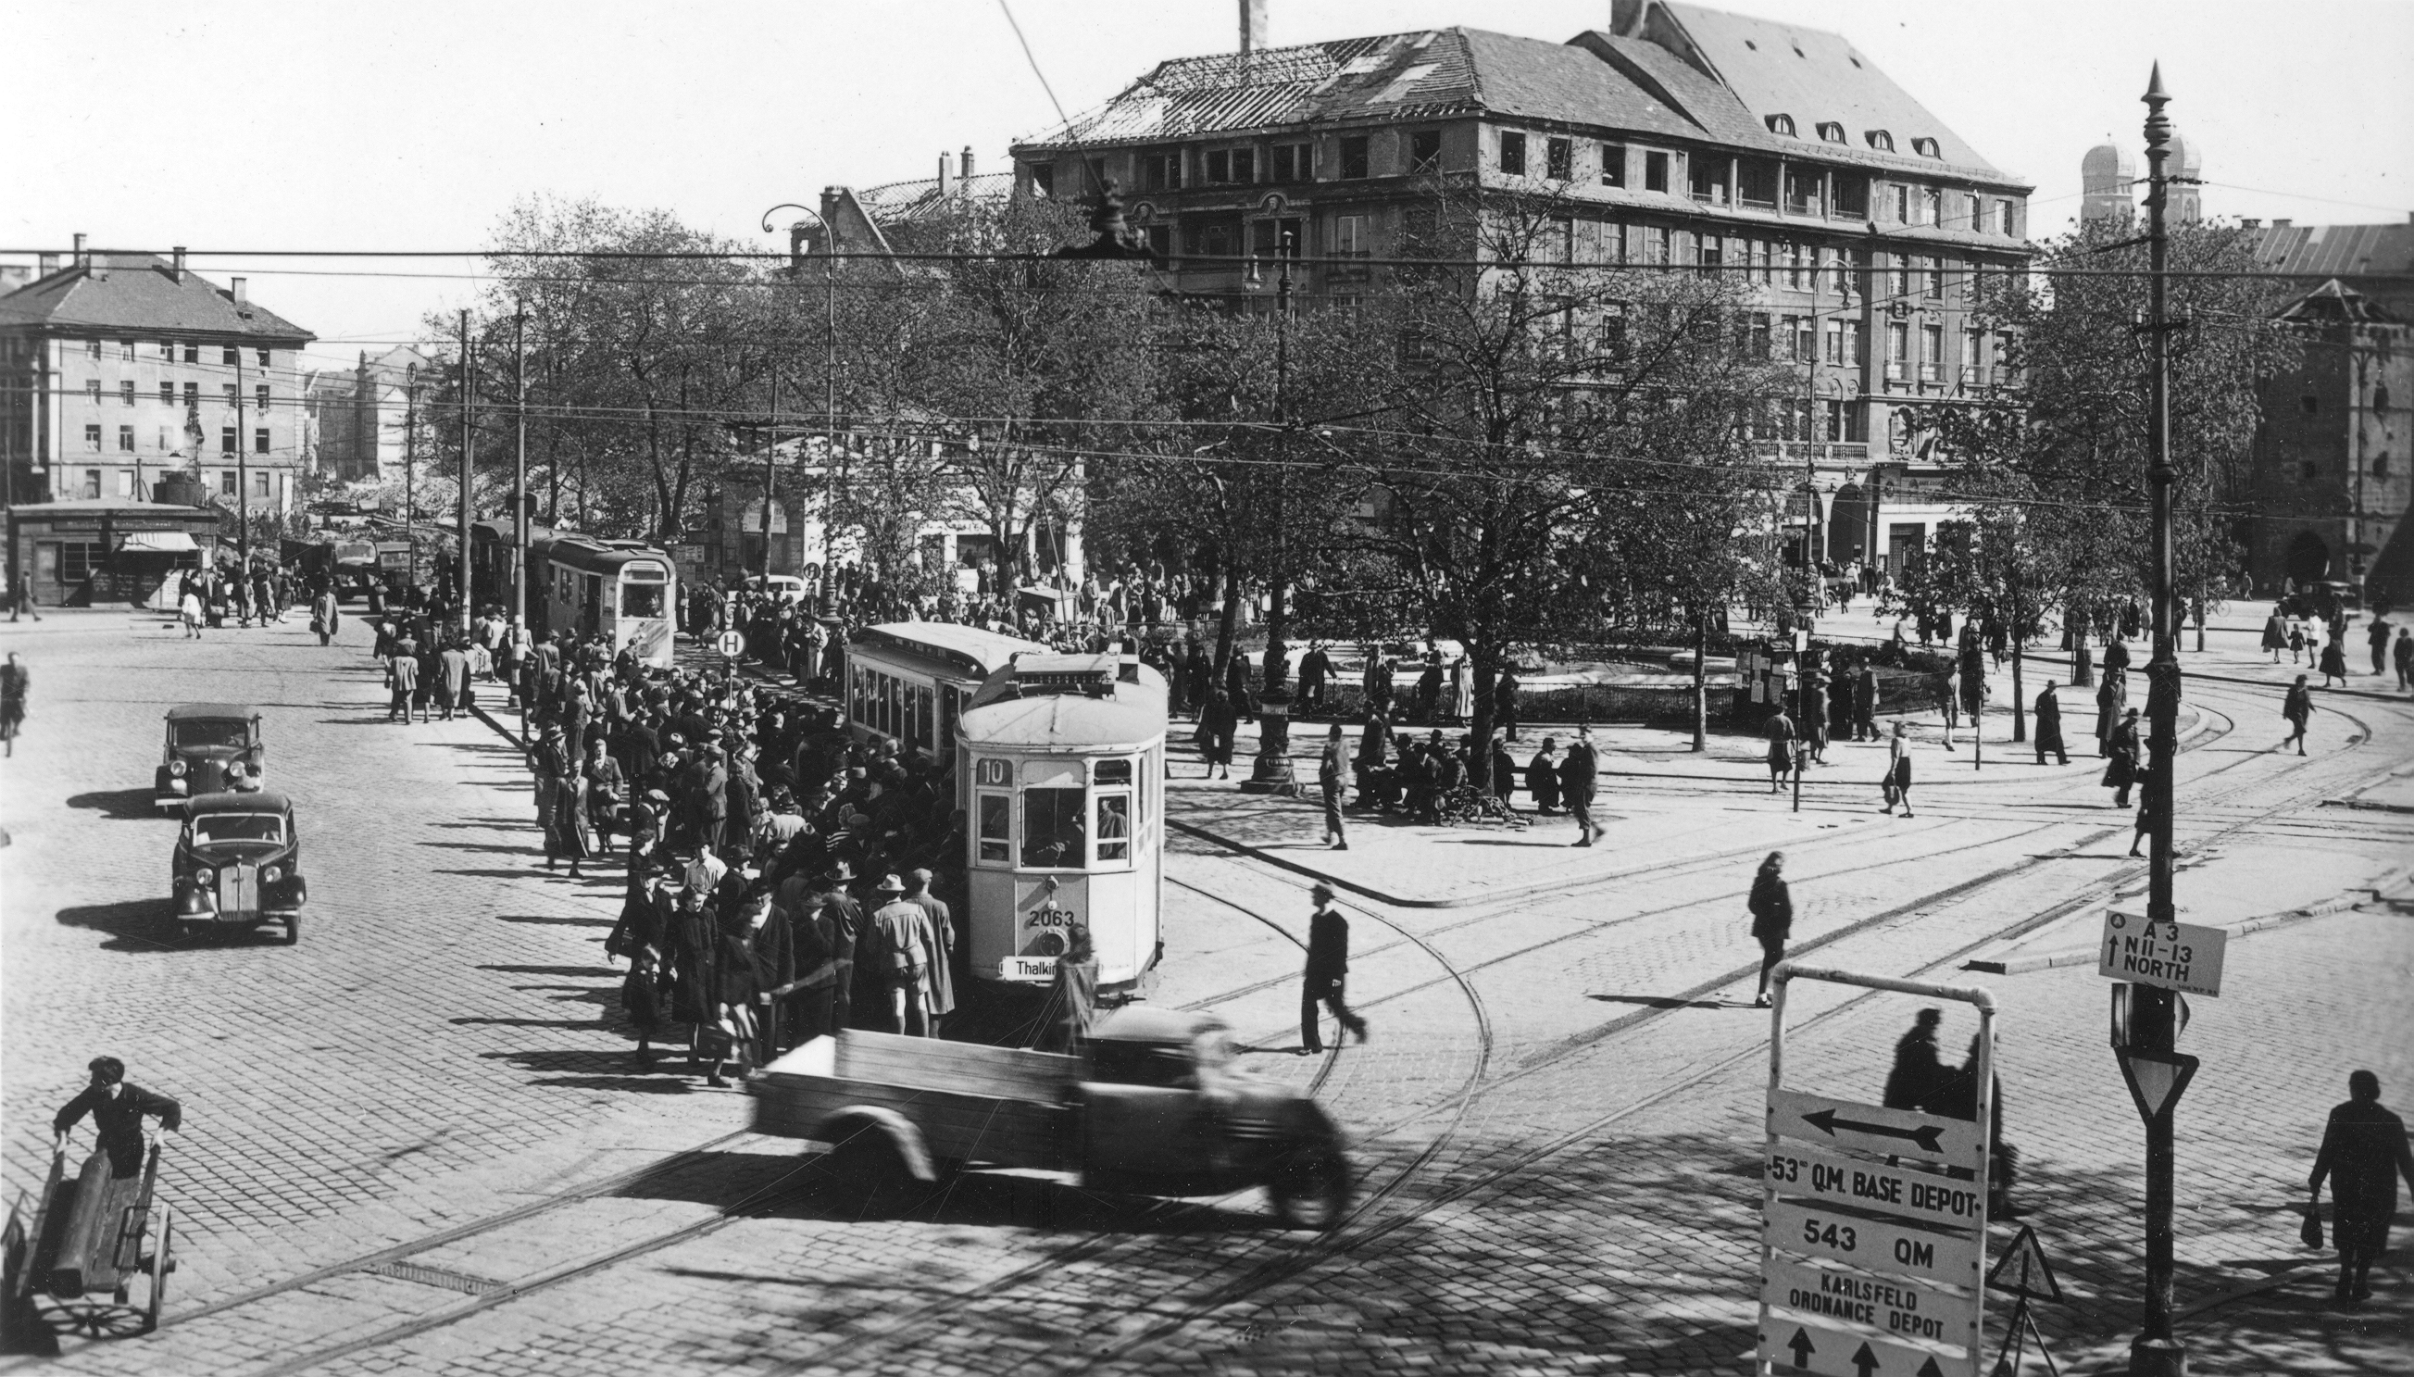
[[1882, 721, 1916, 817], [2367, 614, 2393, 676], [1764, 704, 1797, 794], [2095, 668, 2127, 757], [179, 585, 203, 639], [1929, 1034, 2019, 1218], [1299, 883, 1368, 1052], [1199, 689, 1238, 780], [865, 873, 934, 1036], [2288, 620, 2308, 664], [2319, 634, 2349, 689], [2394, 627, 2412, 692], [1561, 725, 1601, 846], [2307, 1070, 2414, 1305], [1883, 1009, 1947, 1112], [1, 653, 26, 758], [1035, 922, 1099, 1053], [2283, 675, 2314, 754], [2033, 681, 2069, 765], [2104, 708, 2141, 806], [1852, 663, 1879, 742], [2126, 760, 2161, 858], [904, 869, 956, 1038], [1748, 852, 1791, 1008], [1526, 737, 1562, 816], [2261, 610, 2288, 662], [9, 576, 38, 622], [1940, 664, 1961, 752], [1319, 723, 1349, 850], [386, 646, 420, 722]]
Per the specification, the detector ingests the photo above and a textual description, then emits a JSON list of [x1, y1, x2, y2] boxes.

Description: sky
[[8, 0, 2409, 374]]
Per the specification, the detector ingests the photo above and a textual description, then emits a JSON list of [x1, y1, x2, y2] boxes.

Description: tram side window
[[1096, 793, 1130, 863], [1022, 787, 1086, 868], [977, 793, 1011, 863]]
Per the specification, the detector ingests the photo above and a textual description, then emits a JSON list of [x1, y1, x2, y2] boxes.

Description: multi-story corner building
[[2244, 280, 2412, 606], [305, 345, 432, 483], [1, 241, 315, 510], [1009, 0, 2035, 574]]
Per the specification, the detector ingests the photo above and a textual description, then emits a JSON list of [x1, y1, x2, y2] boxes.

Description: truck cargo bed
[[751, 1033, 1084, 1171]]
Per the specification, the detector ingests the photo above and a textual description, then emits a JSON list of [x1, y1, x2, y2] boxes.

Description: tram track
[[37, 668, 2380, 1377]]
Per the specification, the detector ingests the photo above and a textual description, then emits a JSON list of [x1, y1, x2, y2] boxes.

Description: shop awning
[[118, 531, 199, 553]]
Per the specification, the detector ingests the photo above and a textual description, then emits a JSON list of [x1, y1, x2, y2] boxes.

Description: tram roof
[[959, 662, 1169, 750], [856, 622, 1047, 680], [543, 535, 673, 573]]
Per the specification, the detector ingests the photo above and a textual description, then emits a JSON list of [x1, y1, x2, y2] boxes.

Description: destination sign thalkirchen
[[1760, 1086, 1988, 1377], [2096, 910, 2226, 997]]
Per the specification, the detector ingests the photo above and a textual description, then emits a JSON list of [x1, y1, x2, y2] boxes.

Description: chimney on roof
[[72, 232, 87, 268], [2240, 218, 2259, 230], [1612, 0, 1646, 35], [937, 151, 953, 197], [1238, 0, 1267, 53], [961, 146, 976, 180], [231, 276, 248, 305], [2272, 218, 2291, 230], [172, 246, 187, 281]]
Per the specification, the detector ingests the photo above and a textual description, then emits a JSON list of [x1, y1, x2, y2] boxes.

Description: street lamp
[[762, 202, 839, 615]]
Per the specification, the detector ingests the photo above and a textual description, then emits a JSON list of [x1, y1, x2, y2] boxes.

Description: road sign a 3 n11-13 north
[[2096, 909, 2225, 997]]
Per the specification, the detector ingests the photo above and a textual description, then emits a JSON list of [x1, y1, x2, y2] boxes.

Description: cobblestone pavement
[[2, 608, 2408, 1376]]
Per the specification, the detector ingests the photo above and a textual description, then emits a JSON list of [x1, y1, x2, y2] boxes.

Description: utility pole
[[2128, 62, 2187, 1377], [403, 366, 418, 593], [763, 366, 779, 579], [457, 309, 474, 639], [234, 345, 250, 583], [820, 228, 837, 616], [513, 306, 528, 629]]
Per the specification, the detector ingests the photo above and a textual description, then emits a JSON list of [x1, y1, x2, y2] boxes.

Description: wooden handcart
[[2, 1137, 174, 1343]]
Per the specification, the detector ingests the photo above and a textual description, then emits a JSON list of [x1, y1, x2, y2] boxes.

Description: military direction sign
[[1769, 1089, 1986, 1167], [1761, 1319, 1963, 1377], [2097, 909, 2225, 996]]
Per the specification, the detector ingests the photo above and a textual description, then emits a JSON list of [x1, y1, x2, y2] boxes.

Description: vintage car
[[155, 704, 265, 811], [171, 791, 305, 944]]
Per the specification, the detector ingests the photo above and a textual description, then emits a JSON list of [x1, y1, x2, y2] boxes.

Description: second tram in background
[[842, 623, 1047, 761], [957, 647, 1168, 999], [528, 534, 678, 669]]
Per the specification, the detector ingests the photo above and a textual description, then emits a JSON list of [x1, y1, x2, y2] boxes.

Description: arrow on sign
[[1787, 1327, 1816, 1369], [1850, 1341, 1880, 1377], [1915, 1359, 1944, 1377], [1804, 1108, 1946, 1153]]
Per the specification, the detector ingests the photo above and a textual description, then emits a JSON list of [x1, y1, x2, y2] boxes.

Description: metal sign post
[[1760, 964, 1996, 1377]]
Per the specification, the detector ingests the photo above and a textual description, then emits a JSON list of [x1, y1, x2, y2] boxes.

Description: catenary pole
[[457, 309, 473, 639], [2128, 61, 2187, 1377], [763, 366, 779, 579], [234, 345, 250, 586], [403, 366, 417, 594], [513, 306, 528, 628]]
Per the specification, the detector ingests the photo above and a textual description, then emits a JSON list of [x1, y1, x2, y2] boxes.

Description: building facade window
[[1545, 137, 1572, 180], [252, 469, 270, 496], [1927, 256, 1946, 298], [118, 340, 135, 361], [1141, 151, 1182, 191], [256, 384, 270, 412], [1886, 322, 1909, 382], [220, 469, 238, 494], [256, 348, 270, 367], [223, 384, 238, 407], [183, 382, 199, 408], [117, 469, 136, 497], [1816, 121, 1846, 143], [85, 423, 103, 449], [120, 380, 135, 406], [87, 340, 102, 359], [221, 347, 238, 366], [1922, 187, 1942, 224], [1498, 131, 1526, 176], [1921, 323, 1944, 382], [254, 428, 271, 455], [159, 340, 175, 359], [1967, 193, 1986, 232], [86, 379, 101, 404], [1766, 114, 1795, 136], [1600, 143, 1626, 187], [1339, 135, 1370, 179], [221, 427, 237, 455], [158, 382, 174, 406], [1644, 151, 1670, 192], [1891, 185, 1910, 223], [1410, 130, 1441, 174], [118, 425, 135, 452], [1270, 143, 1308, 182], [1912, 137, 1941, 158], [183, 343, 198, 364], [1866, 130, 1894, 152]]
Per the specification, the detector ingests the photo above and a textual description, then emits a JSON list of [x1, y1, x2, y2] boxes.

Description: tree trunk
[[2011, 635, 2027, 743], [1213, 561, 1242, 684], [1692, 607, 1710, 753], [1469, 659, 1496, 792]]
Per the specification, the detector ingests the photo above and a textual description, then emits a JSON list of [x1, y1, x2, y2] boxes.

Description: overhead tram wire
[[5, 244, 2395, 284]]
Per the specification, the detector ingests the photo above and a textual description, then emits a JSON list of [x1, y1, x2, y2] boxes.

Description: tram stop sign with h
[[716, 629, 747, 659], [2097, 910, 2225, 997]]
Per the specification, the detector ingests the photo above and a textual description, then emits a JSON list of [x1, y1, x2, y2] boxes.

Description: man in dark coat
[[1852, 664, 1880, 742], [2283, 675, 2314, 755], [52, 1056, 181, 1177], [2309, 1070, 2414, 1304], [1526, 737, 1562, 815], [1299, 883, 1367, 1053], [1298, 642, 1330, 713], [2033, 681, 2068, 765], [1560, 726, 1601, 846], [1223, 653, 1251, 714], [1494, 667, 1521, 743]]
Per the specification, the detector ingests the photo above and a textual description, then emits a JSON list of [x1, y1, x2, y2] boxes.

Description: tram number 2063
[[1003, 956, 1061, 981]]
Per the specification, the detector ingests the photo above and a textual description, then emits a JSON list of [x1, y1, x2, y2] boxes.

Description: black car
[[172, 791, 306, 944], [155, 703, 265, 811]]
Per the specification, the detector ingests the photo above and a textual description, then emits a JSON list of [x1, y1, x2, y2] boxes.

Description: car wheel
[[1267, 1144, 1352, 1231], [281, 914, 300, 946], [823, 1126, 920, 1218]]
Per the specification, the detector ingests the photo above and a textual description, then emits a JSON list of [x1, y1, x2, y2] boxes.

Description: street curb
[[2019, 648, 2414, 704], [2322, 796, 2414, 815], [1962, 867, 2414, 974]]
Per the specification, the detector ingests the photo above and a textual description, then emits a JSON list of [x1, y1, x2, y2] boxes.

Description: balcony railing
[[1918, 363, 1941, 383], [1884, 362, 1907, 382]]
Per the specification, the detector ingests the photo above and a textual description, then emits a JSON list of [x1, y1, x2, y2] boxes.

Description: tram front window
[[1022, 787, 1086, 868], [620, 582, 664, 619], [977, 793, 1010, 863]]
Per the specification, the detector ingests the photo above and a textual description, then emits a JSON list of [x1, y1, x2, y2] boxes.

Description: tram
[[957, 647, 1168, 997], [532, 534, 678, 668], [843, 623, 1046, 761]]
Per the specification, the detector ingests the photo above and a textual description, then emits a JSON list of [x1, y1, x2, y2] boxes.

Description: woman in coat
[[1198, 690, 1239, 780], [1748, 852, 1792, 1007], [1882, 721, 1916, 818], [2095, 669, 2127, 757], [2283, 675, 2314, 754], [1525, 738, 1562, 815], [2261, 611, 2288, 663], [2104, 707, 2142, 807], [2319, 635, 2349, 689], [664, 888, 718, 1072], [1763, 706, 1797, 793]]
